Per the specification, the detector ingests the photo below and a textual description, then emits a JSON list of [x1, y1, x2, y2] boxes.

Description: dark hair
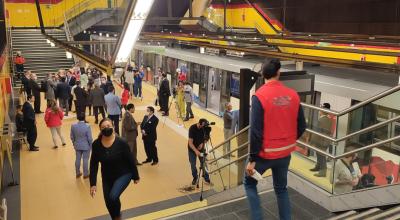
[[127, 66, 133, 71], [108, 86, 115, 93], [77, 112, 85, 121], [262, 59, 281, 80], [126, 103, 135, 111], [27, 95, 33, 100], [76, 81, 81, 86], [162, 73, 167, 78], [98, 118, 114, 140], [61, 77, 66, 82], [147, 106, 155, 113], [123, 82, 130, 90], [199, 118, 208, 125], [322, 103, 331, 110], [16, 105, 22, 110]]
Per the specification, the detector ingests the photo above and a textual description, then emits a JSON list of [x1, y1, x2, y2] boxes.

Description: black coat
[[22, 101, 35, 128], [159, 79, 171, 97], [67, 76, 76, 87], [74, 86, 88, 107], [21, 76, 31, 95], [29, 79, 40, 97], [56, 82, 71, 100], [140, 115, 159, 141]]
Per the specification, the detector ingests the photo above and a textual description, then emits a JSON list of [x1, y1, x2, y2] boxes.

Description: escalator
[[162, 84, 400, 219]]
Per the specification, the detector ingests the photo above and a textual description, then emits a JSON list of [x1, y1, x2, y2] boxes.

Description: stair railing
[[63, 14, 78, 64], [53, 0, 102, 26]]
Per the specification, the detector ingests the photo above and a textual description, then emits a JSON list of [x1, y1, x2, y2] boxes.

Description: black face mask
[[101, 128, 113, 137]]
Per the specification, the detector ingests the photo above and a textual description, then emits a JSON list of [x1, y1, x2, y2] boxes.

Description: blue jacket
[[70, 121, 93, 151], [105, 92, 122, 115]]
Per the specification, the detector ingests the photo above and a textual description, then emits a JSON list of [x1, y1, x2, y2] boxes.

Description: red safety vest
[[15, 56, 25, 65], [255, 80, 300, 159]]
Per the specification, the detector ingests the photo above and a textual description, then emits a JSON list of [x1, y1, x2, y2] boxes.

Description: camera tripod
[[195, 137, 226, 201], [162, 96, 186, 128]]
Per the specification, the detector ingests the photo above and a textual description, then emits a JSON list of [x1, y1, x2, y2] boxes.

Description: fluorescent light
[[99, 32, 102, 36], [106, 33, 109, 37], [116, 0, 155, 62]]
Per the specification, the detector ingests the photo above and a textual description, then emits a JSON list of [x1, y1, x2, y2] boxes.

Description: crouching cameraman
[[188, 118, 211, 186]]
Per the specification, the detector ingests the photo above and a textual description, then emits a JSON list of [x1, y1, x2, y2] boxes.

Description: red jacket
[[15, 56, 25, 65], [255, 81, 300, 159], [44, 108, 64, 128], [178, 73, 187, 82], [121, 89, 130, 105]]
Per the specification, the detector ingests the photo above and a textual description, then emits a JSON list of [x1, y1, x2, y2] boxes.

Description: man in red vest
[[14, 51, 25, 79], [244, 59, 306, 220]]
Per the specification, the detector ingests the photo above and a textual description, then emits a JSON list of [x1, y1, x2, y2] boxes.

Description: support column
[[296, 61, 304, 71], [189, 0, 193, 18], [167, 0, 172, 18], [34, 0, 45, 33], [237, 69, 259, 184]]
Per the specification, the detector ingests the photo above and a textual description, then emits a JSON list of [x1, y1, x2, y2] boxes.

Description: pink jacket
[[44, 108, 64, 128]]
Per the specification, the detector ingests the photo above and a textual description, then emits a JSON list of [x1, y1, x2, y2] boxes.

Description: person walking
[[133, 69, 144, 99], [159, 73, 171, 116], [74, 81, 88, 121], [244, 59, 306, 220], [29, 73, 42, 113], [176, 81, 186, 119], [22, 95, 39, 151], [183, 82, 194, 121], [140, 106, 159, 165], [45, 73, 57, 101], [14, 51, 25, 79], [121, 82, 130, 110], [121, 104, 141, 166], [56, 77, 71, 116], [310, 102, 333, 177], [223, 102, 234, 156], [90, 118, 140, 220], [124, 66, 134, 96], [105, 86, 122, 135], [90, 83, 106, 124], [71, 113, 93, 178], [44, 99, 66, 149]]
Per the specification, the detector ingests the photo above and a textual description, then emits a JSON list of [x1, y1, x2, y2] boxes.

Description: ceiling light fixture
[[116, 0, 155, 63]]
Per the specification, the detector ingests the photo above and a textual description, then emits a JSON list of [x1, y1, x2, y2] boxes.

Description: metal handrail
[[209, 134, 400, 174], [301, 84, 400, 116], [209, 125, 250, 153], [208, 141, 249, 164]]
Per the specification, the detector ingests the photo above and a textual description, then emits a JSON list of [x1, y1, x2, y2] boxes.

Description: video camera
[[200, 119, 215, 141]]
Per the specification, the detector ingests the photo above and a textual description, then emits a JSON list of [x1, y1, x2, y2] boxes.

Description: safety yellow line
[[127, 200, 208, 220]]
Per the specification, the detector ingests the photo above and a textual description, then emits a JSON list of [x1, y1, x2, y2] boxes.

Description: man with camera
[[188, 119, 211, 185]]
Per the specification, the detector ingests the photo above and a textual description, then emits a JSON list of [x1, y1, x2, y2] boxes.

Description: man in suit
[[310, 102, 334, 177], [140, 106, 159, 165], [66, 71, 76, 113], [89, 83, 106, 124], [29, 73, 42, 113], [159, 73, 171, 116], [22, 95, 39, 151], [122, 104, 141, 166], [21, 71, 31, 97], [74, 81, 88, 122], [56, 77, 71, 116]]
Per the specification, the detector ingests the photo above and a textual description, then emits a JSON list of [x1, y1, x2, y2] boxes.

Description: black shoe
[[142, 160, 152, 164], [190, 116, 194, 119], [204, 179, 211, 185], [62, 143, 66, 147], [183, 118, 189, 121], [29, 148, 39, 151], [136, 162, 143, 166], [191, 178, 198, 185], [309, 167, 320, 172], [95, 121, 98, 124], [151, 162, 158, 166], [162, 113, 169, 116], [53, 146, 58, 149]]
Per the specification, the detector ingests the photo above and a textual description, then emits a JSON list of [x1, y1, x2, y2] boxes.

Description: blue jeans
[[188, 149, 210, 182], [75, 150, 90, 176], [102, 173, 133, 218], [244, 155, 291, 220], [134, 83, 142, 97]]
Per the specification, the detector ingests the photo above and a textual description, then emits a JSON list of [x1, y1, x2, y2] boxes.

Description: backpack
[[41, 80, 48, 92]]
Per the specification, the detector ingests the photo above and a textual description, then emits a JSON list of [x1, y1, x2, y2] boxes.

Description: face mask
[[101, 127, 113, 137]]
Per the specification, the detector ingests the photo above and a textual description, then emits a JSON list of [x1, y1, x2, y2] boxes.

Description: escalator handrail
[[301, 84, 400, 116]]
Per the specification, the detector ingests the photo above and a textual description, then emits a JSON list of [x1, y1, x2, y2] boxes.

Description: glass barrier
[[208, 128, 250, 192]]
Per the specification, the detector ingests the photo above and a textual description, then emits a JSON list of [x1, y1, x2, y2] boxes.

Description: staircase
[[67, 9, 115, 36], [328, 205, 400, 220], [11, 29, 74, 85]]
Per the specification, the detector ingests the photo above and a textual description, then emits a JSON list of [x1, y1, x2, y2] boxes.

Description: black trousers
[[108, 114, 120, 135], [26, 125, 37, 149], [315, 144, 329, 171], [93, 106, 106, 122], [102, 173, 132, 219], [160, 95, 170, 114], [143, 138, 158, 162], [34, 93, 41, 113], [69, 98, 74, 112], [75, 101, 86, 120]]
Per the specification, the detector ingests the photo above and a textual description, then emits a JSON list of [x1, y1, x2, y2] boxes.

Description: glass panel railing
[[208, 127, 250, 192]]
